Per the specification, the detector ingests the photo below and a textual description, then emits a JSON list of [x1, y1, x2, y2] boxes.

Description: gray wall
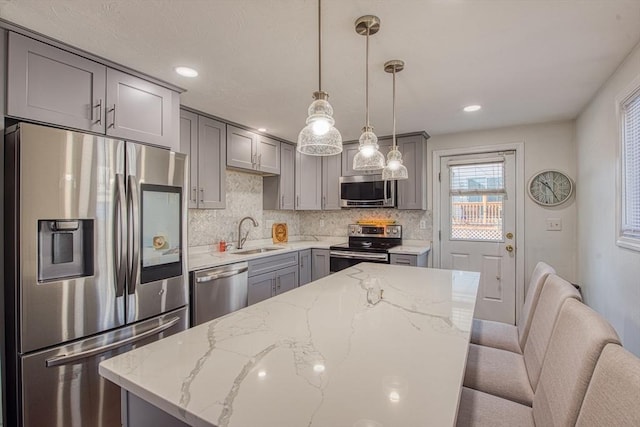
[[575, 40, 640, 356]]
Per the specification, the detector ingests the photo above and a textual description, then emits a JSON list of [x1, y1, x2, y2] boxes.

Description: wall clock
[[528, 170, 574, 206]]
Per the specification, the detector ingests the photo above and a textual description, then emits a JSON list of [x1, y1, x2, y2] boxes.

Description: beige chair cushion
[[469, 262, 554, 354], [517, 262, 555, 349], [463, 343, 534, 406], [456, 387, 534, 427], [575, 344, 640, 426], [523, 274, 581, 390], [532, 299, 620, 427], [470, 319, 521, 354]]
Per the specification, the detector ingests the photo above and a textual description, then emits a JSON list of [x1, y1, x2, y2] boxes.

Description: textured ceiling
[[1, 0, 639, 142]]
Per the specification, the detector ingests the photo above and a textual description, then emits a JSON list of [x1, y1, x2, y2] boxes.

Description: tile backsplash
[[188, 170, 432, 247]]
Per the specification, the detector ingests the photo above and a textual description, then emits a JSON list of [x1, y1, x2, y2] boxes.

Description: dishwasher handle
[[196, 266, 248, 283]]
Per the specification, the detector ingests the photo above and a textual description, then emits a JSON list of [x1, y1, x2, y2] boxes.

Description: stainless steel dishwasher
[[191, 261, 249, 326]]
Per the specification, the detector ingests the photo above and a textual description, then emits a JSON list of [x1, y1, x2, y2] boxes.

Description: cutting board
[[272, 223, 288, 243]]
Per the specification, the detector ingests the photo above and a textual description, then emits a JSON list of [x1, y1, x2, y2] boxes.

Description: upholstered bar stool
[[463, 274, 581, 406], [470, 262, 555, 354], [457, 299, 621, 427]]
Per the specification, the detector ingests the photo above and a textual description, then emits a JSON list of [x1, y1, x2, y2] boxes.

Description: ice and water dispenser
[[38, 219, 94, 282]]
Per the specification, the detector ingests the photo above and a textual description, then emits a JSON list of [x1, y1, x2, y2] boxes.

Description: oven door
[[329, 250, 390, 272]]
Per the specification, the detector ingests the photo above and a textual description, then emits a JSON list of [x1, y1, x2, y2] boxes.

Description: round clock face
[[528, 170, 573, 206]]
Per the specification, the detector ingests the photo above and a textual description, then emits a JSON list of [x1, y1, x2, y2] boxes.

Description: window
[[619, 85, 640, 251]]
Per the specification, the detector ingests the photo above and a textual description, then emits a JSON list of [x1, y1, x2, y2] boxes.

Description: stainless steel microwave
[[339, 175, 395, 208]]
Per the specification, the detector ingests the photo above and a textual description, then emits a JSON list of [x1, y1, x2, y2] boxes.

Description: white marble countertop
[[188, 238, 431, 272], [100, 263, 479, 427]]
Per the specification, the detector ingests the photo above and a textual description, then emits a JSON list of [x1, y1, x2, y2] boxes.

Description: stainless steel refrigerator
[[4, 122, 189, 427]]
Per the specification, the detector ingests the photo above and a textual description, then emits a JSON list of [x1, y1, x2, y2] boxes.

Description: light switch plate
[[546, 218, 562, 231]]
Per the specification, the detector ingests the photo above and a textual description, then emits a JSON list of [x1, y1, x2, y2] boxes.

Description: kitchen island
[[99, 263, 479, 427]]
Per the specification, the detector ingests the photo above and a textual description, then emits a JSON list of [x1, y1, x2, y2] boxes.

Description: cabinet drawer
[[248, 251, 299, 277], [390, 254, 417, 266]]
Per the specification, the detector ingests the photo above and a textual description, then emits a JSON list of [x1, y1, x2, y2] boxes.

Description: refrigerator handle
[[114, 174, 127, 297], [127, 175, 141, 294], [45, 316, 180, 367]]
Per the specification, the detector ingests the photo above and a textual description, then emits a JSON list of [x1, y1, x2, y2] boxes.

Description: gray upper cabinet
[[322, 154, 342, 210], [263, 143, 295, 210], [106, 68, 178, 150], [227, 125, 281, 174], [7, 32, 106, 134], [7, 32, 180, 150], [341, 139, 392, 176], [295, 151, 322, 210], [180, 110, 226, 209], [397, 134, 428, 210]]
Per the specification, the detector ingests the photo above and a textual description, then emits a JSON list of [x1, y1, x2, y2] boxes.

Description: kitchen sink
[[233, 247, 283, 255]]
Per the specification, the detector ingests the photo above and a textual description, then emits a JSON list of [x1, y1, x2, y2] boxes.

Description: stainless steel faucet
[[237, 216, 259, 249]]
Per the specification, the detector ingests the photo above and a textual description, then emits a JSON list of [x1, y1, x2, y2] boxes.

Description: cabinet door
[[198, 116, 226, 209], [312, 249, 330, 281], [295, 152, 322, 210], [341, 143, 361, 177], [7, 32, 106, 133], [248, 272, 275, 305], [322, 154, 342, 210], [257, 135, 280, 174], [227, 125, 256, 170], [299, 249, 312, 286], [179, 110, 199, 209], [275, 265, 298, 295], [106, 68, 176, 149], [397, 135, 426, 210]]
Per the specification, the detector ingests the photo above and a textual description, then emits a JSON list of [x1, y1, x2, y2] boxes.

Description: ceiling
[[1, 0, 640, 142]]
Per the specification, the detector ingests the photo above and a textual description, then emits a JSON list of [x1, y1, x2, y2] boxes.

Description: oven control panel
[[348, 224, 402, 238]]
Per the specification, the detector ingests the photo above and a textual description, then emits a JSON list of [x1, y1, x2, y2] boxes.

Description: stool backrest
[[518, 261, 556, 349]]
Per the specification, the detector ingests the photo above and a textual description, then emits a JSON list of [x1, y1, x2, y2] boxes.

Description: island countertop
[[99, 263, 479, 427]]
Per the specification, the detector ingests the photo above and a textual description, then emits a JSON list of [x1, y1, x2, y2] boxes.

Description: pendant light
[[297, 0, 342, 156], [353, 15, 385, 171], [382, 60, 408, 180]]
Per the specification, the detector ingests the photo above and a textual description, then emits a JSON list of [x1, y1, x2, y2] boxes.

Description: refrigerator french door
[[4, 122, 189, 427]]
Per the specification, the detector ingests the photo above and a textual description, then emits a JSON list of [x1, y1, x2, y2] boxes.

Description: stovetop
[[329, 224, 403, 253]]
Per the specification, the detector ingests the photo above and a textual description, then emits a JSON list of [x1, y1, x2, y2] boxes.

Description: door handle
[[195, 267, 249, 283], [505, 245, 514, 253], [127, 175, 140, 294], [45, 317, 180, 367], [114, 174, 127, 297]]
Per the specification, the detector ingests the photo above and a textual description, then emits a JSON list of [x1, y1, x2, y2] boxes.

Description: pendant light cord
[[392, 67, 396, 148], [318, 0, 322, 91], [365, 26, 370, 127]]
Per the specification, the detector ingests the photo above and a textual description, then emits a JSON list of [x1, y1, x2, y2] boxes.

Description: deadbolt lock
[[506, 232, 513, 239]]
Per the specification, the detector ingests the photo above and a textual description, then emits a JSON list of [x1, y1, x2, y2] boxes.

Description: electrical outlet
[[546, 218, 562, 231], [419, 220, 427, 229], [319, 220, 325, 227]]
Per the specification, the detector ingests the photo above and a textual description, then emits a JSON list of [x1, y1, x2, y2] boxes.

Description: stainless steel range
[[329, 224, 402, 272]]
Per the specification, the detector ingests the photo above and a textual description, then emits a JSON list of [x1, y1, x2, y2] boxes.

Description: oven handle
[[330, 251, 389, 261]]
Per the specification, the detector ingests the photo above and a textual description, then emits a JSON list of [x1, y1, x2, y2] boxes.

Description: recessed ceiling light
[[175, 66, 198, 78], [463, 104, 482, 112], [258, 128, 267, 132]]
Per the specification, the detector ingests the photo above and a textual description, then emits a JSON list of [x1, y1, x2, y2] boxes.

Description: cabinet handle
[[322, 195, 326, 209], [251, 154, 256, 169], [281, 194, 284, 208], [93, 99, 103, 125], [276, 277, 280, 290], [200, 188, 204, 202], [258, 154, 262, 169], [108, 104, 116, 128], [192, 187, 197, 202], [296, 195, 300, 208]]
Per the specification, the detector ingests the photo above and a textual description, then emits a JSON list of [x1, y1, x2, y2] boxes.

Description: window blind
[[623, 89, 640, 239], [449, 161, 506, 196]]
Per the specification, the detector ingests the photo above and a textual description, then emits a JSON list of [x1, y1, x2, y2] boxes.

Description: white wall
[[575, 42, 640, 356], [427, 121, 578, 285]]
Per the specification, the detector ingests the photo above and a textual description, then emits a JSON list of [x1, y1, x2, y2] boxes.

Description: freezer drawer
[[17, 307, 188, 427]]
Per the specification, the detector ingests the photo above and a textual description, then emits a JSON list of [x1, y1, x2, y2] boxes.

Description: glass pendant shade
[[298, 93, 343, 155], [382, 147, 408, 180], [353, 126, 385, 170]]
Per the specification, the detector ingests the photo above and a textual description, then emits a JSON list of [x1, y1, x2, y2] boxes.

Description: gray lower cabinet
[[180, 109, 226, 209], [227, 125, 281, 174], [7, 32, 179, 150], [247, 251, 299, 305], [263, 143, 295, 210], [312, 249, 331, 281], [322, 154, 341, 210], [397, 134, 428, 210], [295, 151, 322, 210], [341, 139, 393, 176], [299, 249, 312, 285], [390, 253, 428, 267]]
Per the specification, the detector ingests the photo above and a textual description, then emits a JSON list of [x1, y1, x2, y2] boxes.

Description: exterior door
[[440, 152, 517, 324]]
